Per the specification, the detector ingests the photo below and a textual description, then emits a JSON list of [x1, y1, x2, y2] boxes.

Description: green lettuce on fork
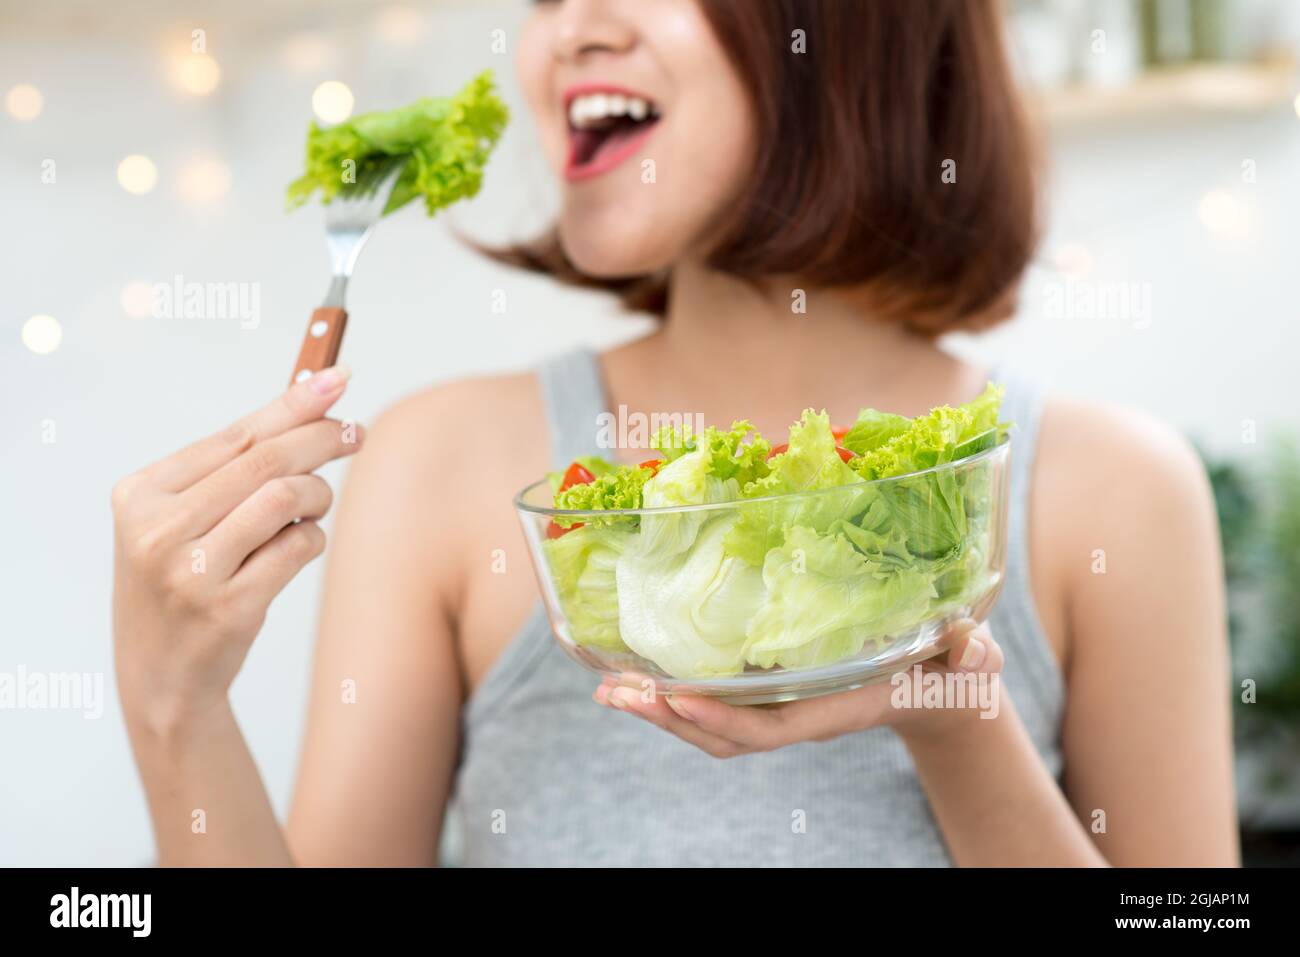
[[286, 70, 508, 216], [543, 384, 1011, 678]]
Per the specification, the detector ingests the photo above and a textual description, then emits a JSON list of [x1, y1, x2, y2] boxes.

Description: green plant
[[1205, 440, 1300, 800], [1255, 443, 1300, 717]]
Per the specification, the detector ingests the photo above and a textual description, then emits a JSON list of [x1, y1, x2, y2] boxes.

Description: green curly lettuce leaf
[[547, 455, 617, 496], [552, 462, 652, 529], [722, 410, 868, 566], [843, 383, 1008, 562], [649, 419, 772, 485], [841, 409, 912, 456], [286, 70, 508, 217], [549, 421, 769, 528], [850, 383, 1006, 481]]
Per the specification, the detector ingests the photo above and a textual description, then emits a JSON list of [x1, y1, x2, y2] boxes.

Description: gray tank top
[[447, 349, 1064, 866]]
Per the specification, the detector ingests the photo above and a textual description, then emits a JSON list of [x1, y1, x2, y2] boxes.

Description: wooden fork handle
[[289, 307, 348, 387]]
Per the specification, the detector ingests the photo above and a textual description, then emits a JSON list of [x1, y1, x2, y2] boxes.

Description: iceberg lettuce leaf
[[616, 514, 763, 676], [638, 448, 739, 557], [542, 524, 633, 652], [743, 526, 935, 670]]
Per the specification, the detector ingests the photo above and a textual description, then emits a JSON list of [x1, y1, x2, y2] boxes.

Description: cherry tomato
[[546, 519, 583, 539], [559, 462, 596, 492], [552, 461, 596, 538], [832, 425, 850, 442], [638, 458, 663, 475]]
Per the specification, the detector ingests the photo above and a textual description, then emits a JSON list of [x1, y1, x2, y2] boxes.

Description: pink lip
[[562, 83, 660, 184]]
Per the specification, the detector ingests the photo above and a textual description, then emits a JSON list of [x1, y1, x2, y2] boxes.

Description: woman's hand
[[112, 366, 363, 734], [593, 620, 1003, 757]]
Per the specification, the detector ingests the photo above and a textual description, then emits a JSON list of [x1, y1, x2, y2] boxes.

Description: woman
[[112, 0, 1237, 866]]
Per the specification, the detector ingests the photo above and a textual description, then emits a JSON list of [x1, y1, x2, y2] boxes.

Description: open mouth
[[565, 87, 661, 182]]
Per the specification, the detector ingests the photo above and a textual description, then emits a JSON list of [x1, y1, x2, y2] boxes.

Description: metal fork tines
[[321, 155, 407, 310]]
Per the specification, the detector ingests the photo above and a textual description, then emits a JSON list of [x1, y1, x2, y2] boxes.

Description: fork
[[289, 155, 407, 385]]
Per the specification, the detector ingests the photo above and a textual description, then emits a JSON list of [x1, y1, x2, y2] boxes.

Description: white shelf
[[1034, 56, 1298, 124]]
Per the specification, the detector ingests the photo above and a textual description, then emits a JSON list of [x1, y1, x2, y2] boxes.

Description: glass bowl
[[514, 440, 1010, 705]]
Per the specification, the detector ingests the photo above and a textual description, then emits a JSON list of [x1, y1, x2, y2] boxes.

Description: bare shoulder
[[367, 370, 547, 467], [340, 369, 550, 544], [1031, 393, 1223, 663], [1035, 393, 1214, 527]]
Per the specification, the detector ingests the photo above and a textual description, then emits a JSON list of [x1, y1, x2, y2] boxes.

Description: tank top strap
[[986, 361, 1045, 523], [462, 348, 609, 730], [982, 359, 1065, 720], [536, 347, 609, 469]]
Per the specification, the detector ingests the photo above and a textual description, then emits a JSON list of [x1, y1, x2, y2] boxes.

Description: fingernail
[[958, 636, 987, 672], [307, 364, 351, 395], [608, 689, 632, 710], [948, 618, 978, 640], [665, 696, 695, 721]]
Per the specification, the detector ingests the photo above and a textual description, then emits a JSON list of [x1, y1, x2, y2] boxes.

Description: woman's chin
[[558, 223, 676, 279]]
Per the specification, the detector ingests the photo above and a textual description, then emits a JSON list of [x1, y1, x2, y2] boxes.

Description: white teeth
[[568, 92, 656, 128]]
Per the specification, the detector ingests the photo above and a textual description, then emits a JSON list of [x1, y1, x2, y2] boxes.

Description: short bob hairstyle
[[494, 0, 1039, 335]]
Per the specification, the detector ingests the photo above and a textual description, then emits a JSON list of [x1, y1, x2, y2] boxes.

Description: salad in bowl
[[515, 385, 1012, 704]]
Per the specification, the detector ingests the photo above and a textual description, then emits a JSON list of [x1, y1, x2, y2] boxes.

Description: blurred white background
[[3, 0, 1299, 865]]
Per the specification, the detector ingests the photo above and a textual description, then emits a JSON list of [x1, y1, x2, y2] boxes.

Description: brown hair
[[492, 0, 1039, 334]]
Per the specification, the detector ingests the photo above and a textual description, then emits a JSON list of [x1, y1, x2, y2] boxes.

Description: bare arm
[[122, 702, 295, 866], [1048, 399, 1238, 865], [286, 391, 466, 866], [898, 690, 1106, 866]]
